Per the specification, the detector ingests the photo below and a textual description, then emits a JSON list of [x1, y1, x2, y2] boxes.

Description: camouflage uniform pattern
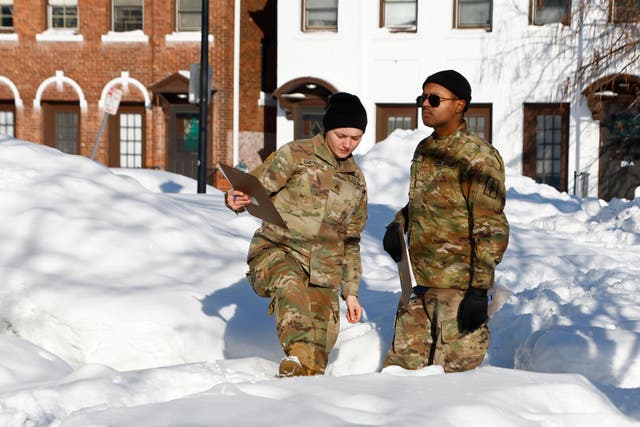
[[245, 134, 367, 373], [384, 288, 490, 372], [248, 133, 367, 298], [247, 248, 339, 374], [385, 124, 508, 372]]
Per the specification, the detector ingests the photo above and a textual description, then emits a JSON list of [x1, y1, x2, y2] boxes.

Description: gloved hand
[[383, 222, 403, 262], [457, 287, 488, 333]]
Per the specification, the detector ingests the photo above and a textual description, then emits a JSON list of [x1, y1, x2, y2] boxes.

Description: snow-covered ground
[[0, 131, 638, 426]]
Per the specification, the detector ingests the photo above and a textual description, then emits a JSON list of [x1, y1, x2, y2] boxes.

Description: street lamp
[[197, 0, 209, 193]]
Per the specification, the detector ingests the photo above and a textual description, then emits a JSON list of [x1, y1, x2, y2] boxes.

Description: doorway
[[168, 104, 200, 179], [599, 102, 640, 201]]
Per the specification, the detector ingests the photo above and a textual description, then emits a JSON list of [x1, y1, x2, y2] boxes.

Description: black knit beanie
[[323, 92, 367, 133], [423, 70, 472, 112]]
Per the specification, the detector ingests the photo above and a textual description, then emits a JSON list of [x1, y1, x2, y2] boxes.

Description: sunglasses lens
[[417, 94, 442, 107]]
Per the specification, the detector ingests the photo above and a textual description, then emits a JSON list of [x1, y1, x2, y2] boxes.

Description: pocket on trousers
[[247, 249, 284, 298], [246, 270, 270, 298], [440, 318, 465, 344]]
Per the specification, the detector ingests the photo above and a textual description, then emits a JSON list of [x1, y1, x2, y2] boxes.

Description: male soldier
[[226, 92, 368, 377], [382, 70, 509, 372]]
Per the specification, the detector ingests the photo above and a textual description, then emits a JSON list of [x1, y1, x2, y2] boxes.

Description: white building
[[273, 0, 640, 201]]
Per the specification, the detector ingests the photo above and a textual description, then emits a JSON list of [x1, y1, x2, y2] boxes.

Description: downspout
[[573, 0, 584, 196], [233, 0, 241, 166]]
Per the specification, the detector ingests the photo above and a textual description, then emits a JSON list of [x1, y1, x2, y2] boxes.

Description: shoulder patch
[[483, 175, 500, 199]]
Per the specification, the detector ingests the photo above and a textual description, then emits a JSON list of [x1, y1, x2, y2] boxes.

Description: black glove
[[457, 287, 488, 333], [383, 222, 403, 262]]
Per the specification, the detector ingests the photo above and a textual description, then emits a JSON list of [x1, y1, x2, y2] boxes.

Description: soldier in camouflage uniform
[[383, 70, 509, 372], [226, 93, 368, 377]]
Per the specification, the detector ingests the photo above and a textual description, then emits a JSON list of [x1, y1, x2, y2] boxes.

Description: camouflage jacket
[[394, 124, 509, 290], [248, 134, 368, 298]]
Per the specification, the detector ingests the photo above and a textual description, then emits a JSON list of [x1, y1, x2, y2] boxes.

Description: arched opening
[[273, 77, 337, 140], [583, 74, 640, 200]]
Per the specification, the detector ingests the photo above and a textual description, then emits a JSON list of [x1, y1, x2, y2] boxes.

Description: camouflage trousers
[[383, 287, 489, 373], [247, 248, 339, 375]]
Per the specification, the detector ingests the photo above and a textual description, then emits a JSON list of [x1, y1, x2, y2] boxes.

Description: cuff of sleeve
[[469, 271, 494, 290], [340, 284, 359, 300]]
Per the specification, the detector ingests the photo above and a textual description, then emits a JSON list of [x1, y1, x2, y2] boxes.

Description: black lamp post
[[197, 0, 209, 193]]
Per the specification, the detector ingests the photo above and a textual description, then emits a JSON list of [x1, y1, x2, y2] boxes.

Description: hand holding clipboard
[[219, 163, 288, 229]]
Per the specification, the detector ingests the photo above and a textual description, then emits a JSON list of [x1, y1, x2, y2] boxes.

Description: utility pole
[[197, 0, 209, 193]]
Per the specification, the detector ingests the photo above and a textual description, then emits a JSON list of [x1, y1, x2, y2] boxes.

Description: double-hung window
[[531, 0, 571, 25], [176, 0, 201, 32], [48, 0, 78, 30], [0, 103, 14, 137], [455, 0, 492, 30], [303, 0, 338, 32], [0, 0, 13, 31], [523, 103, 570, 192], [466, 104, 492, 144], [381, 0, 417, 32], [113, 0, 143, 32]]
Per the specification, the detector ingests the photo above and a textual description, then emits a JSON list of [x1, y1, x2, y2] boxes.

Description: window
[[523, 103, 569, 192], [44, 103, 80, 154], [455, 0, 492, 29], [0, 1, 13, 31], [0, 103, 14, 137], [303, 0, 338, 32], [109, 106, 145, 167], [381, 0, 417, 31], [611, 0, 640, 22], [48, 0, 78, 30], [295, 105, 325, 139], [176, 0, 201, 32], [376, 104, 417, 142], [466, 104, 492, 144], [531, 0, 571, 25], [113, 0, 143, 32]]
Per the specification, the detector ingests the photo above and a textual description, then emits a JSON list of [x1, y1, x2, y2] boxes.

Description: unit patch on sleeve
[[483, 176, 500, 199]]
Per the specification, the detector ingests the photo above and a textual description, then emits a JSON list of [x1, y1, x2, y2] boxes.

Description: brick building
[[0, 0, 276, 188]]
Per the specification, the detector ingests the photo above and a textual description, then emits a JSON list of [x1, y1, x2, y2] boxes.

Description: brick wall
[[0, 0, 276, 187]]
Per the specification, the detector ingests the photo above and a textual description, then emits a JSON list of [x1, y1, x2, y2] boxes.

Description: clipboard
[[397, 226, 413, 309], [218, 163, 288, 229]]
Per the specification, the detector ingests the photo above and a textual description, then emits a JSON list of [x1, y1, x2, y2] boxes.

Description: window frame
[[302, 0, 338, 32], [0, 101, 15, 137], [112, 0, 144, 32], [379, 0, 418, 32], [43, 102, 81, 155], [176, 0, 201, 32], [466, 103, 493, 144], [48, 0, 79, 31], [610, 0, 640, 23], [530, 0, 571, 26], [523, 103, 570, 192], [0, 1, 13, 31], [108, 104, 146, 168], [454, 0, 493, 30], [376, 104, 417, 142]]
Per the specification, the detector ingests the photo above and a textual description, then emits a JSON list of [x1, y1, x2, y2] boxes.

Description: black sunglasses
[[416, 94, 460, 108]]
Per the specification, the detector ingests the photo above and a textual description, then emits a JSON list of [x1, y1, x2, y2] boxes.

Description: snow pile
[[0, 134, 638, 425]]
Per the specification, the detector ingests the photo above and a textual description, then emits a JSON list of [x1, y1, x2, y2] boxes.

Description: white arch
[[33, 70, 88, 110], [0, 76, 23, 109], [99, 71, 152, 109]]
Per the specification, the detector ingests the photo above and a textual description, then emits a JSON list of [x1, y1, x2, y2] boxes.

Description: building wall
[[276, 0, 640, 198], [238, 0, 276, 170], [0, 0, 276, 188]]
